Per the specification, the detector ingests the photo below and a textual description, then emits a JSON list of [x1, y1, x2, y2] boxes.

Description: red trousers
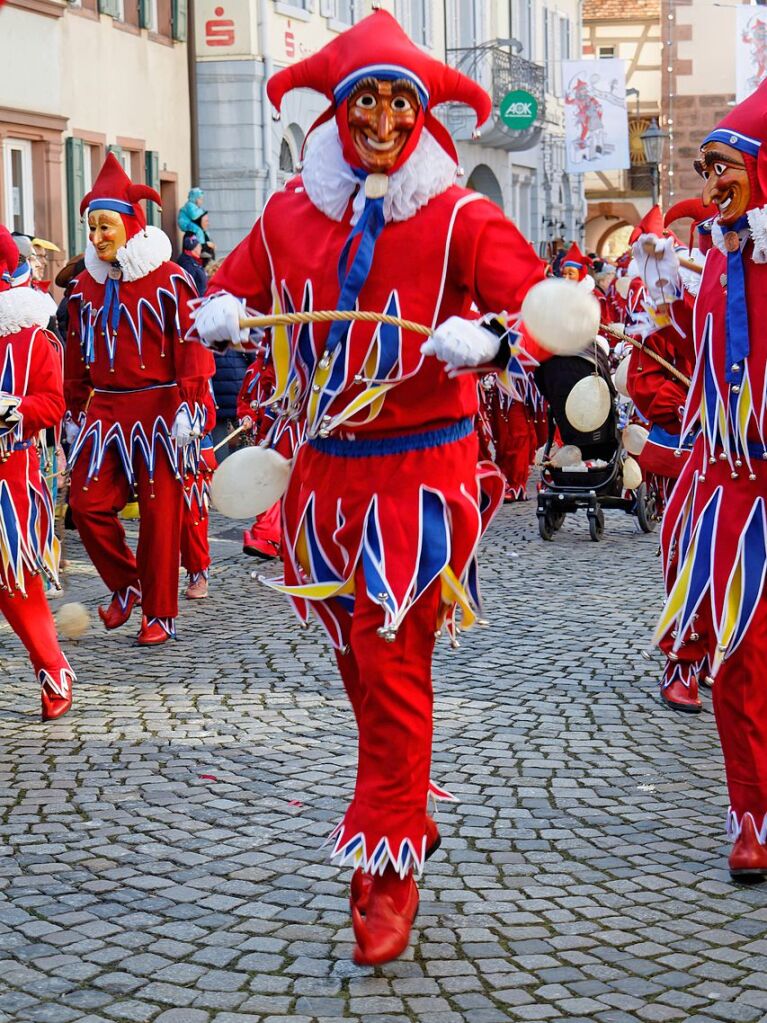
[[713, 600, 767, 834], [1, 574, 70, 680], [180, 507, 210, 577], [333, 563, 441, 871], [70, 448, 182, 619]]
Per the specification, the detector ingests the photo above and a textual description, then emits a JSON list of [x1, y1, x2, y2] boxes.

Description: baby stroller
[[533, 347, 657, 542]]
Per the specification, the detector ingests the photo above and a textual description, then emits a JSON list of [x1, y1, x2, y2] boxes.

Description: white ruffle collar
[[300, 120, 458, 225], [85, 225, 172, 284], [0, 285, 54, 336], [711, 205, 767, 264]]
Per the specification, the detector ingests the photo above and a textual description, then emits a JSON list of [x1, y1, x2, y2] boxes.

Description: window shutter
[[423, 0, 433, 48], [172, 0, 187, 41], [144, 151, 160, 227], [65, 138, 87, 257], [138, 0, 151, 29]]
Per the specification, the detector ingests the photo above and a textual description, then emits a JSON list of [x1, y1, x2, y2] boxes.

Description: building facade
[[196, 0, 586, 259], [661, 0, 747, 210], [581, 0, 661, 257], [0, 0, 191, 282]]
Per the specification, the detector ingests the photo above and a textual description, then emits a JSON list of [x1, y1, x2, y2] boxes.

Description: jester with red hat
[[648, 80, 767, 879], [0, 223, 76, 721], [64, 154, 214, 645], [191, 10, 552, 963], [622, 202, 707, 712]]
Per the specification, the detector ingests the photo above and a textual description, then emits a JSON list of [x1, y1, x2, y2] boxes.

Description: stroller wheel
[[588, 507, 604, 542], [539, 513, 555, 541], [635, 481, 658, 534]]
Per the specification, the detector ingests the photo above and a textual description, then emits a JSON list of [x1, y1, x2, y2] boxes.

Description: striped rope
[[240, 310, 434, 338]]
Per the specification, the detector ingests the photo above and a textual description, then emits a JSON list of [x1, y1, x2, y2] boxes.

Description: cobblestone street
[[1, 499, 766, 1023]]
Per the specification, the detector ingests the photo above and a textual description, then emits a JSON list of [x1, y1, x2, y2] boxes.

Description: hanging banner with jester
[[562, 58, 630, 174], [737, 7, 767, 102]]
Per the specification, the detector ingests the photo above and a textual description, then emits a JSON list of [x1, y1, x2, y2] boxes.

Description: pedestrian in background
[[177, 232, 208, 297]]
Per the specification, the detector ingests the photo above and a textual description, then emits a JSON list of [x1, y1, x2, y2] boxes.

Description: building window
[[446, 0, 480, 51], [321, 0, 356, 22], [598, 45, 616, 58], [2, 140, 34, 236], [511, 0, 534, 60], [397, 0, 431, 46]]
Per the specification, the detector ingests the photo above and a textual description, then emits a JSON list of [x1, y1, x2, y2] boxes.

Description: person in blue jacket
[[178, 187, 205, 244]]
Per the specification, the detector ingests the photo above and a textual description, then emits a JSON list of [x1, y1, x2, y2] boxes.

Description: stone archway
[[466, 164, 504, 209]]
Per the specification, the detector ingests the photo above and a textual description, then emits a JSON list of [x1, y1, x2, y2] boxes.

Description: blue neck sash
[[724, 215, 750, 386], [325, 172, 386, 354]]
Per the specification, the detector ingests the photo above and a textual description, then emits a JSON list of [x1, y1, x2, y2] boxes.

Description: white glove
[[172, 408, 200, 448], [0, 393, 21, 425], [192, 292, 249, 347], [421, 316, 501, 371], [631, 234, 681, 306]]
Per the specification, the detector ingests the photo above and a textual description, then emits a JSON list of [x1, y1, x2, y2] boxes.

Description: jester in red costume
[[624, 203, 707, 712], [192, 11, 548, 963], [0, 224, 75, 721], [565, 79, 604, 149], [653, 80, 767, 878], [65, 154, 214, 645]]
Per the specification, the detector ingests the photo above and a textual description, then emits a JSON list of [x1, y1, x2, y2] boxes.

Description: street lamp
[[641, 119, 669, 206]]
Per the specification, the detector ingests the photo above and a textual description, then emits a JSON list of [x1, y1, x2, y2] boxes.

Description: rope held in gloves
[[601, 322, 692, 388], [240, 310, 434, 337]]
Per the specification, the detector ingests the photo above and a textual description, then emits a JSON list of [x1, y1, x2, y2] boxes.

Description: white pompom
[[565, 376, 611, 433], [613, 355, 632, 398], [549, 444, 583, 468], [623, 455, 642, 490], [622, 423, 649, 456], [56, 602, 90, 640], [210, 446, 291, 519], [521, 278, 602, 355], [614, 276, 631, 299]]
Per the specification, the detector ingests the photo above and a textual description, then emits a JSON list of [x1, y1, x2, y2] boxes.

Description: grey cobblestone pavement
[[1, 497, 767, 1023]]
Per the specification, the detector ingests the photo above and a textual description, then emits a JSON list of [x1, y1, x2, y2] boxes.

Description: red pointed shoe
[[242, 527, 280, 560], [350, 816, 441, 914], [136, 616, 175, 646], [729, 816, 767, 880], [352, 875, 419, 966], [98, 587, 140, 631], [40, 670, 73, 722], [661, 675, 702, 714]]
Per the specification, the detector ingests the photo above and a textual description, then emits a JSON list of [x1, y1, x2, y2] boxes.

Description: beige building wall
[[0, 0, 191, 282]]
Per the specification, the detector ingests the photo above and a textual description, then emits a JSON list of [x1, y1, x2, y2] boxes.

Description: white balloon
[[56, 602, 90, 640], [549, 444, 583, 468], [521, 278, 602, 355], [623, 455, 643, 490], [613, 354, 632, 398], [211, 447, 292, 520], [564, 375, 611, 433], [622, 423, 649, 456]]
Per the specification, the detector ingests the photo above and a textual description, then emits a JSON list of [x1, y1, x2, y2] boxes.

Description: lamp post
[[641, 119, 669, 207]]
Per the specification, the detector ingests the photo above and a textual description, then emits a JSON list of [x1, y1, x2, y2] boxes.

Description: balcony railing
[[440, 45, 546, 152]]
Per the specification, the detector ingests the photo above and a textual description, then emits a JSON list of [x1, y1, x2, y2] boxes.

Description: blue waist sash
[[309, 417, 474, 458]]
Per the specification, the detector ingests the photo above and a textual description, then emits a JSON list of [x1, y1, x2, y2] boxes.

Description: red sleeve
[[450, 198, 549, 365], [207, 215, 273, 312], [626, 332, 689, 430], [17, 328, 65, 436], [64, 295, 93, 420]]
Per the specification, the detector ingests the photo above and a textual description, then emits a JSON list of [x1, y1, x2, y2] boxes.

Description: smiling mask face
[[88, 209, 127, 263], [347, 78, 419, 174], [696, 141, 751, 225]]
